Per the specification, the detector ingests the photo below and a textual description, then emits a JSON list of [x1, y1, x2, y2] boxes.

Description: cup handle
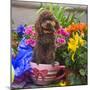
[[55, 65, 66, 81]]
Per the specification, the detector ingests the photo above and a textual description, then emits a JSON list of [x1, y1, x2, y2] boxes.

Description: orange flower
[[65, 25, 72, 33], [65, 22, 87, 34], [78, 23, 87, 32], [65, 23, 77, 33]]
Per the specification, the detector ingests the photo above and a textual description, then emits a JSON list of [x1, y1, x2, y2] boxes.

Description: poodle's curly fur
[[32, 11, 60, 65]]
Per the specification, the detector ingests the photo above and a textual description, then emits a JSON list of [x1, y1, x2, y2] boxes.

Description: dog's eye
[[43, 18, 47, 21], [50, 16, 54, 20], [47, 16, 53, 20]]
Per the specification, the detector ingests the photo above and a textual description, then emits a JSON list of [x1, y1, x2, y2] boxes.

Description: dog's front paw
[[36, 60, 40, 65], [52, 62, 55, 67]]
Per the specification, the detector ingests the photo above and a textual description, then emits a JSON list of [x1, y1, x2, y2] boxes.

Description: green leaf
[[79, 69, 86, 76], [25, 35, 30, 39], [65, 59, 72, 66], [37, 7, 44, 14], [75, 12, 85, 23], [67, 72, 82, 85], [77, 12, 85, 20], [69, 13, 75, 24]]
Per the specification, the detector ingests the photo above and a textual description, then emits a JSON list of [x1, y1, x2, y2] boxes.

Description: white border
[[18, 0, 88, 4], [0, 0, 89, 90]]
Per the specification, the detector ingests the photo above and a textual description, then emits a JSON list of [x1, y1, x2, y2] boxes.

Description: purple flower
[[17, 25, 25, 36]]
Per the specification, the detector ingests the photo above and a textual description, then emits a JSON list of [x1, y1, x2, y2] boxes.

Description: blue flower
[[17, 25, 25, 36]]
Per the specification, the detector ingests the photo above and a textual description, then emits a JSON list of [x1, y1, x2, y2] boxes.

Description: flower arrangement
[[24, 26, 36, 47], [55, 27, 69, 47], [24, 25, 69, 48], [65, 23, 87, 85], [11, 4, 88, 87], [37, 3, 88, 86]]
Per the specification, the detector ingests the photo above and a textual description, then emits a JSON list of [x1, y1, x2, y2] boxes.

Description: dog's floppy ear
[[55, 20, 60, 30], [35, 18, 43, 35]]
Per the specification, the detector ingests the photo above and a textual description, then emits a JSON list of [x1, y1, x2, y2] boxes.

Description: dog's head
[[35, 11, 60, 34]]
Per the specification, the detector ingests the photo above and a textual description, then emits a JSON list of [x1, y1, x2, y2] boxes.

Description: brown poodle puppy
[[32, 11, 60, 65]]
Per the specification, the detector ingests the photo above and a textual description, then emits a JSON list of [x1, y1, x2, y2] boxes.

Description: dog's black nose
[[52, 27, 55, 32], [49, 24, 55, 32]]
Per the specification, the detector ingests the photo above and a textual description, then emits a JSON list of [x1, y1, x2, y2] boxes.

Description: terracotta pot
[[30, 61, 66, 85]]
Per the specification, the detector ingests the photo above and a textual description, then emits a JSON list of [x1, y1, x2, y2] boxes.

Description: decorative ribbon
[[32, 68, 48, 81]]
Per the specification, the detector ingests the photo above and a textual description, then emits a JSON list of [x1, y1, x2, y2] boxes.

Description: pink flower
[[25, 26, 33, 35], [32, 31, 36, 36], [65, 32, 70, 37], [56, 28, 70, 37], [25, 38, 36, 47], [56, 38, 66, 44], [30, 39, 36, 47], [56, 29, 61, 34], [25, 39, 30, 45]]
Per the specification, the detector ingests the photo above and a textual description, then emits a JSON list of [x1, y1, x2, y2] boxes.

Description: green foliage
[[58, 30, 88, 85], [25, 35, 30, 39], [79, 69, 86, 76], [55, 46, 66, 64], [37, 3, 85, 27], [65, 40, 87, 85], [67, 72, 82, 85]]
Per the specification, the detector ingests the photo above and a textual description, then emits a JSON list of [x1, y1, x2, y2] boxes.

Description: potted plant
[[31, 3, 87, 86], [23, 25, 69, 85]]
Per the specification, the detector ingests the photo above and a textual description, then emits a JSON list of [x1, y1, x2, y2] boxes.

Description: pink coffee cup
[[30, 62, 65, 85]]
